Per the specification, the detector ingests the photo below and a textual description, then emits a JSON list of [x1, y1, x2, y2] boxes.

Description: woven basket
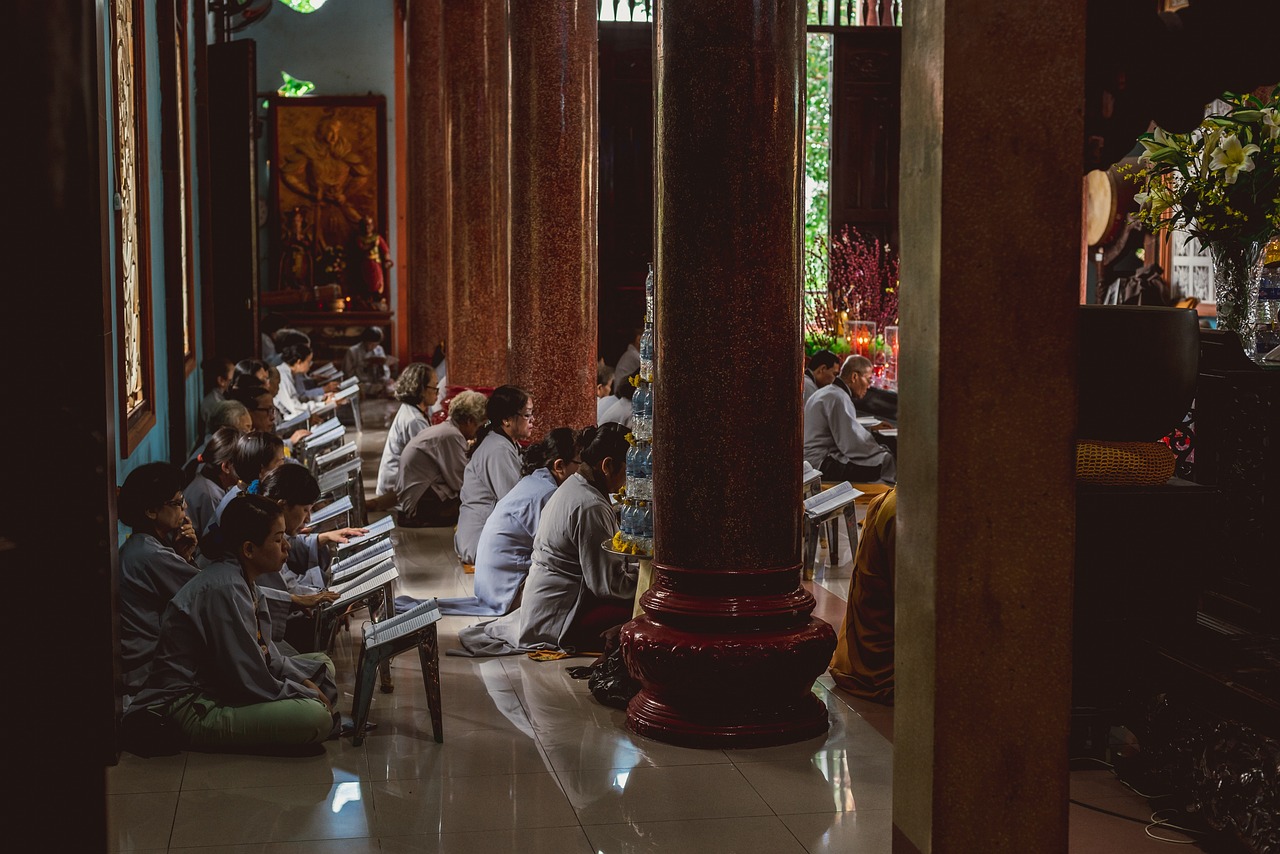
[[1075, 440, 1176, 486]]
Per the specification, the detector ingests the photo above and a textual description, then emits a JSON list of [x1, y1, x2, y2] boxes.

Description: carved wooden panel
[[830, 28, 901, 249], [111, 0, 155, 452]]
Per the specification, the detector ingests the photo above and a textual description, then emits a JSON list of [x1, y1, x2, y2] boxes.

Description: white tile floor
[[107, 401, 1194, 852]]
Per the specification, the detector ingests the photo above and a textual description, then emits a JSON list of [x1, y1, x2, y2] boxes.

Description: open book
[[333, 384, 360, 403], [317, 458, 362, 494], [325, 558, 399, 612], [310, 363, 339, 381], [315, 442, 358, 470], [275, 411, 309, 438], [330, 538, 396, 584], [305, 428, 346, 457], [309, 495, 353, 526], [339, 375, 360, 390], [803, 481, 863, 518], [364, 598, 442, 650]]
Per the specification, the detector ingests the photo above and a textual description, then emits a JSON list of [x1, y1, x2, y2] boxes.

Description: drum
[[1084, 165, 1141, 248]]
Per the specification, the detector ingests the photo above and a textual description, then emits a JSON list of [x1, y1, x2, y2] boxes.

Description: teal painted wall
[[250, 1, 400, 317]]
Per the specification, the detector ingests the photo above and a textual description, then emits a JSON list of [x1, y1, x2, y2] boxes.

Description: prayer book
[[325, 559, 399, 612], [309, 416, 342, 437], [364, 598, 442, 650], [275, 411, 309, 437], [802, 465, 821, 493], [803, 481, 863, 519], [878, 428, 898, 438], [331, 541, 397, 585], [856, 416, 881, 427], [334, 384, 360, 403], [315, 442, 358, 469], [339, 375, 360, 390], [309, 495, 353, 526], [335, 520, 395, 560], [317, 458, 362, 494], [304, 427, 346, 455], [331, 537, 396, 582], [310, 363, 339, 380]]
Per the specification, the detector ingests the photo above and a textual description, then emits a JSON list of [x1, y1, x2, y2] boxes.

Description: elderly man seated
[[803, 355, 895, 483]]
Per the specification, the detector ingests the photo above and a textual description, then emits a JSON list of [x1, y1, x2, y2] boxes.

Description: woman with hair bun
[[118, 462, 201, 694], [434, 427, 583, 617], [375, 362, 439, 500], [457, 422, 637, 656], [182, 427, 241, 537], [454, 385, 534, 563]]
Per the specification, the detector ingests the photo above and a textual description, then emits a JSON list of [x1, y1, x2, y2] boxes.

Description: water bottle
[[619, 499, 636, 548], [626, 443, 641, 498], [641, 444, 653, 499], [642, 380, 654, 434], [645, 263, 655, 324], [639, 327, 654, 382], [632, 383, 651, 440], [1257, 265, 1280, 356], [637, 500, 653, 555]]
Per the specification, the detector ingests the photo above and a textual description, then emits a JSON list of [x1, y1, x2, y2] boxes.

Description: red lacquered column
[[442, 0, 509, 389], [508, 0, 599, 436], [620, 0, 836, 749]]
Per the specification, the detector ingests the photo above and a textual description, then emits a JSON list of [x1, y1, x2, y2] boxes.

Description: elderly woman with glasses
[[454, 385, 534, 564], [374, 363, 440, 504], [117, 462, 201, 695]]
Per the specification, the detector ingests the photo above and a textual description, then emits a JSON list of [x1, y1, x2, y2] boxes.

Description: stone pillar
[[508, 0, 599, 435], [620, 0, 835, 749], [442, 0, 508, 389], [893, 1, 1084, 852], [407, 0, 448, 363]]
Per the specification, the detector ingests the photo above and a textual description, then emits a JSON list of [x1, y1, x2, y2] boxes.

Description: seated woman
[[455, 385, 534, 563], [252, 465, 365, 652], [397, 390, 488, 527], [274, 343, 336, 419], [829, 487, 897, 703], [183, 427, 241, 537], [600, 371, 637, 427], [129, 495, 339, 751], [375, 362, 439, 502], [436, 428, 582, 616], [199, 431, 286, 562], [457, 422, 637, 656], [118, 463, 201, 695]]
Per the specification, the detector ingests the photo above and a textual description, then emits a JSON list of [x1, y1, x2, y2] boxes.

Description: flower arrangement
[[804, 225, 900, 340], [1128, 87, 1280, 347]]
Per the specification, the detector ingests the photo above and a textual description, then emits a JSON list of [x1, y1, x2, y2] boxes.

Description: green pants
[[169, 653, 338, 750]]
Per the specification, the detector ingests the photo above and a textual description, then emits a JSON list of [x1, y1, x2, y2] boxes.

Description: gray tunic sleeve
[[577, 498, 636, 601], [201, 581, 320, 705]]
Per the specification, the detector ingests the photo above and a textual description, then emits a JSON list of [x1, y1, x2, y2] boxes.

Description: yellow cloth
[[829, 488, 896, 703]]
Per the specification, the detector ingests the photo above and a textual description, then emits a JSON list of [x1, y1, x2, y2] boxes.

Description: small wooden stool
[[351, 598, 444, 746], [803, 482, 862, 575]]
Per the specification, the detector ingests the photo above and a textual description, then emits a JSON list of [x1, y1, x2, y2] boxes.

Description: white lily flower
[[1209, 134, 1261, 184], [1264, 108, 1280, 141], [1138, 126, 1175, 165]]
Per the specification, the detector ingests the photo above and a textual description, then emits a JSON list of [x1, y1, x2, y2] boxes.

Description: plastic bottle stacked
[[620, 263, 657, 556]]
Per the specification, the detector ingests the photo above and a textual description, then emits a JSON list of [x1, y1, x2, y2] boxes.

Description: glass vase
[[1209, 240, 1264, 358]]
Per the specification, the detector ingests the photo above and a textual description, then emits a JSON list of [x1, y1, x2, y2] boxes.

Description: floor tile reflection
[[370, 772, 577, 835], [561, 764, 772, 826], [379, 826, 595, 854], [168, 783, 373, 847], [584, 815, 809, 854]]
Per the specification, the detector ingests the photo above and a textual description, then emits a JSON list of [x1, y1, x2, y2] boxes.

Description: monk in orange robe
[[829, 487, 896, 703]]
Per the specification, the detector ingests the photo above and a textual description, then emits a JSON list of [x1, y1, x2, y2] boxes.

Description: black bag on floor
[[567, 625, 640, 710]]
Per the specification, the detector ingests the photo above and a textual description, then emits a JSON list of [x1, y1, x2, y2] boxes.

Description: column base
[[621, 615, 837, 749]]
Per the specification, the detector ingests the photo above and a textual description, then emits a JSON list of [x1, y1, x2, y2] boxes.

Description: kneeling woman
[[130, 495, 339, 751], [457, 422, 636, 655], [436, 427, 581, 616]]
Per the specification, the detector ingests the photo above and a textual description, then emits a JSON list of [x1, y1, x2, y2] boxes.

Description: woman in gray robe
[[436, 428, 583, 616], [130, 495, 339, 751], [457, 423, 636, 656], [118, 463, 201, 694], [454, 385, 534, 563], [397, 390, 488, 527], [375, 363, 439, 498], [182, 427, 240, 538]]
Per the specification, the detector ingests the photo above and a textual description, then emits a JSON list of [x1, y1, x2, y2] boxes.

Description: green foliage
[[804, 332, 850, 358], [804, 32, 832, 332]]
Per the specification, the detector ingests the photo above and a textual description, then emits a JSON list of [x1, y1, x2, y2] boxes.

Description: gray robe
[[182, 471, 226, 542], [802, 382, 895, 481], [454, 431, 523, 564], [258, 533, 329, 642], [397, 420, 469, 516], [613, 344, 641, 395], [131, 561, 336, 712], [118, 533, 201, 692], [456, 472, 636, 655], [377, 403, 429, 495]]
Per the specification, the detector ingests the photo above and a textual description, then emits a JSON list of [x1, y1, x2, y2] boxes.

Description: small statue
[[278, 206, 314, 292], [352, 215, 392, 309]]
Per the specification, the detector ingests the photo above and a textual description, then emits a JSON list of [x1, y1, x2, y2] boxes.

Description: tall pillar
[[406, 0, 448, 363], [442, 0, 508, 389], [508, 0, 598, 434], [620, 0, 835, 748], [893, 1, 1083, 852]]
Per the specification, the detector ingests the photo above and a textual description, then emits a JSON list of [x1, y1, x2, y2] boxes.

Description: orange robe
[[829, 487, 896, 703]]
